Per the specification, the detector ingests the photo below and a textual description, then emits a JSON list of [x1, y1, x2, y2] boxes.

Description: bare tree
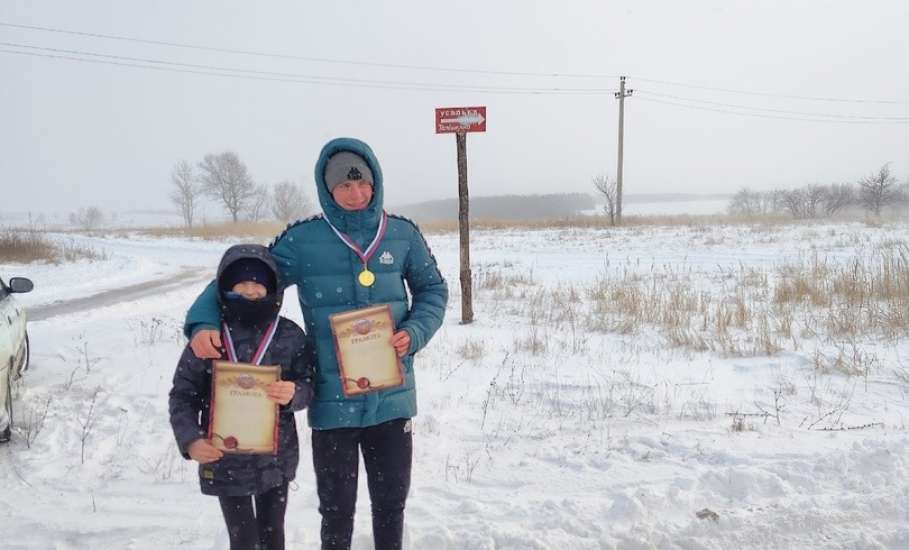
[[271, 180, 313, 222], [779, 189, 807, 219], [169, 160, 201, 228], [729, 188, 788, 216], [198, 152, 256, 222], [592, 174, 618, 225], [802, 185, 826, 218], [69, 206, 104, 230], [743, 184, 853, 219], [764, 189, 786, 214], [728, 188, 764, 216], [778, 186, 823, 219], [894, 175, 909, 207], [858, 163, 900, 216], [246, 184, 271, 222], [821, 183, 854, 217]]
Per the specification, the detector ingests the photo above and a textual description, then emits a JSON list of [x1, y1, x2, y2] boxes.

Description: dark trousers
[[218, 483, 289, 550], [312, 418, 413, 550]]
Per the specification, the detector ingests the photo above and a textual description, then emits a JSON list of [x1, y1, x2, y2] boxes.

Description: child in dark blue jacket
[[169, 244, 314, 550]]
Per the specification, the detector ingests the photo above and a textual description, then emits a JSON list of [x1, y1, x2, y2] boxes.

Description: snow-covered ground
[[0, 208, 222, 231], [2, 222, 909, 549]]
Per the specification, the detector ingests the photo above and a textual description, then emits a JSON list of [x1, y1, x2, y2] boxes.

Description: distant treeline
[[393, 193, 595, 222], [728, 164, 908, 219]]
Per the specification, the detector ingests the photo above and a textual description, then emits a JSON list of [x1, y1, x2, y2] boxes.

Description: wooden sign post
[[435, 106, 486, 324]]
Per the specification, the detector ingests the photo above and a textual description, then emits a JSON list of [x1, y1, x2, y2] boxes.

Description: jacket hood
[[216, 244, 283, 326], [216, 244, 281, 298], [314, 137, 384, 231]]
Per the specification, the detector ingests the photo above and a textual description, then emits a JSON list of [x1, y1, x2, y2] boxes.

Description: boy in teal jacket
[[185, 137, 448, 550]]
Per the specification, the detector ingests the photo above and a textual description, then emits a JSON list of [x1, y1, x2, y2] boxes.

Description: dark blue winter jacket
[[184, 137, 448, 430], [170, 245, 314, 497]]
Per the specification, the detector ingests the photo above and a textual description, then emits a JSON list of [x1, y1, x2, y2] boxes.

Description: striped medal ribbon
[[323, 210, 388, 287], [221, 314, 281, 365]]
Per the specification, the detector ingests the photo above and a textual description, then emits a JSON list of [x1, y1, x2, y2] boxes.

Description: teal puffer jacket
[[185, 137, 448, 429]]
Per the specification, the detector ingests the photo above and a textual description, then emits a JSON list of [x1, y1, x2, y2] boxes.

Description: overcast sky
[[2, 1, 908, 215]]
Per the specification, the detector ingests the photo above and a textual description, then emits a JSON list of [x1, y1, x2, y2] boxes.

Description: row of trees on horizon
[[58, 159, 908, 231], [590, 163, 908, 224], [169, 151, 314, 228], [727, 164, 909, 219], [174, 155, 908, 227]]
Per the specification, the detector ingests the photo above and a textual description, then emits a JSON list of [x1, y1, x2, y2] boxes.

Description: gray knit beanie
[[324, 151, 374, 193]]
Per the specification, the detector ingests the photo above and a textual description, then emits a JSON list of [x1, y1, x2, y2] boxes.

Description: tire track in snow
[[29, 267, 209, 321]]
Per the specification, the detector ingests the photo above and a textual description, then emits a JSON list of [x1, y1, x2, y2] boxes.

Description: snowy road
[[29, 267, 209, 322]]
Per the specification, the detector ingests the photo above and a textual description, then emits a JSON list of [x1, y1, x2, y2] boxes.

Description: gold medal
[[358, 269, 376, 287]]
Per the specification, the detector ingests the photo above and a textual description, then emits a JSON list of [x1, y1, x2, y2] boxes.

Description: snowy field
[[611, 198, 729, 217], [2, 221, 909, 549], [0, 210, 187, 231]]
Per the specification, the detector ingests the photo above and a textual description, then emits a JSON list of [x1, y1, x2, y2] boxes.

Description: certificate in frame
[[208, 360, 280, 454], [329, 304, 404, 396]]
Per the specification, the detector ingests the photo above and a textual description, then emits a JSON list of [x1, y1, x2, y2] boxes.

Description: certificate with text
[[329, 304, 404, 396], [208, 361, 280, 454]]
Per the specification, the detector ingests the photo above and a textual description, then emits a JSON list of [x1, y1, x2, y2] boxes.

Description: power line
[[4, 21, 907, 106], [0, 41, 619, 93], [0, 20, 621, 80], [5, 21, 908, 106], [635, 95, 909, 124], [636, 90, 909, 121], [4, 33, 908, 122], [0, 45, 617, 95], [6, 44, 907, 122], [634, 76, 909, 105]]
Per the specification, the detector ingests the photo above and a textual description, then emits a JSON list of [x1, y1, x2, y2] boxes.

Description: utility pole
[[614, 76, 633, 225]]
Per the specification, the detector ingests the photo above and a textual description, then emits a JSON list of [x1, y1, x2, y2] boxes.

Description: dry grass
[[475, 266, 534, 291], [456, 338, 486, 361], [581, 269, 784, 357], [774, 246, 909, 338], [0, 229, 108, 264], [124, 221, 285, 241], [471, 239, 908, 363], [59, 239, 109, 263], [512, 327, 548, 356], [101, 211, 906, 243], [812, 341, 879, 378], [0, 229, 58, 263], [417, 213, 797, 234]]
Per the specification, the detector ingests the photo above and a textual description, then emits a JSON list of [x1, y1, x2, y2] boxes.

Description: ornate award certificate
[[329, 304, 404, 396], [208, 361, 280, 454]]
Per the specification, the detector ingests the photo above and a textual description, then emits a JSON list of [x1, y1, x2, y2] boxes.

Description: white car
[[0, 275, 33, 443]]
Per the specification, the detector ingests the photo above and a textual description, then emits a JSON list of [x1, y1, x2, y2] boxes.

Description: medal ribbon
[[221, 314, 281, 365], [323, 210, 388, 269]]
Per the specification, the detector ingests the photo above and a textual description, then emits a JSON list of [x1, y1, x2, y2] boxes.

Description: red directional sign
[[435, 106, 487, 134]]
